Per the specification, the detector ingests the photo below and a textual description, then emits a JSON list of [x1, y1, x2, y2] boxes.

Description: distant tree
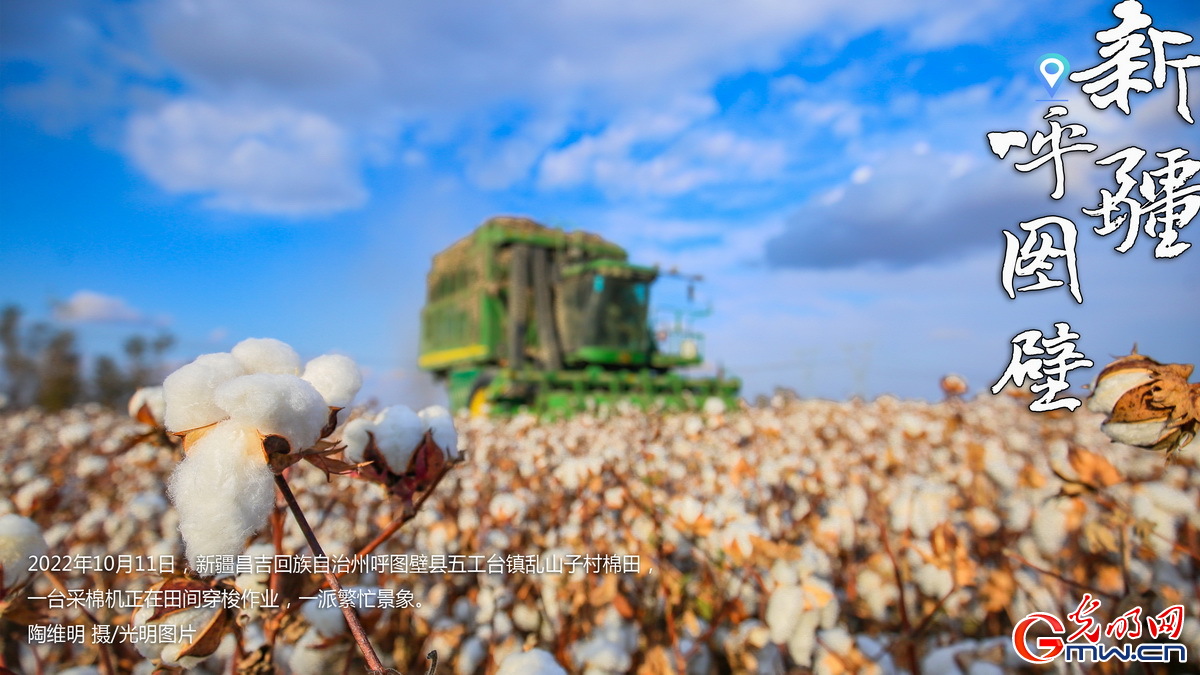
[[1, 305, 37, 407], [0, 303, 175, 411], [124, 331, 175, 390], [92, 354, 127, 408], [36, 330, 82, 411]]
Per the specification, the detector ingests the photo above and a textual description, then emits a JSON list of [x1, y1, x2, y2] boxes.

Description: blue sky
[[2, 0, 1197, 405]]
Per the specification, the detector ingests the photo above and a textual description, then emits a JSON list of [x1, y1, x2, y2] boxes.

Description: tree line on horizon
[[0, 304, 174, 412]]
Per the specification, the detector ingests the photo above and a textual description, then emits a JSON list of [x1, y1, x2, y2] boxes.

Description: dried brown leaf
[[1067, 446, 1122, 488]]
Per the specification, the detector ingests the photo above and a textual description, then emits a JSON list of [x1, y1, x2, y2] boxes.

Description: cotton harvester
[[418, 216, 740, 416]]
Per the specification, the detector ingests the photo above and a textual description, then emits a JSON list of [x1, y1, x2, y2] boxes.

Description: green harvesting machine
[[418, 216, 741, 416]]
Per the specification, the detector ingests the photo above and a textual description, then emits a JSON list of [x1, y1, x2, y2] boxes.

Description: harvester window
[[558, 272, 651, 354]]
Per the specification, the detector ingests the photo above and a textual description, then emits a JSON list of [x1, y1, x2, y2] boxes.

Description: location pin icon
[[1038, 53, 1070, 97]]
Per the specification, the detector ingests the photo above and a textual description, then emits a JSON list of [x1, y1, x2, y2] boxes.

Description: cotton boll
[[301, 354, 362, 409], [341, 417, 376, 463], [489, 493, 525, 522], [76, 455, 109, 479], [129, 386, 166, 425], [128, 491, 168, 523], [214, 374, 328, 451], [287, 626, 352, 675], [374, 405, 425, 471], [786, 610, 822, 666], [163, 352, 246, 433], [0, 514, 48, 590], [1147, 484, 1195, 518], [231, 338, 301, 375], [571, 633, 633, 674], [967, 506, 1001, 537], [419, 405, 459, 458], [496, 648, 567, 675], [1002, 497, 1032, 532], [813, 628, 860, 675], [1087, 369, 1153, 415], [456, 637, 488, 675], [131, 603, 223, 668], [57, 422, 92, 447], [13, 477, 53, 513], [302, 599, 349, 638], [856, 569, 898, 621], [168, 421, 276, 567], [513, 602, 542, 632], [42, 522, 71, 549], [1102, 419, 1171, 448], [914, 563, 954, 599], [1030, 501, 1069, 558], [766, 585, 806, 644]]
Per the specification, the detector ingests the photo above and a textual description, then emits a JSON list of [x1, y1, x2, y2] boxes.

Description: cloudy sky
[[2, 0, 1197, 405]]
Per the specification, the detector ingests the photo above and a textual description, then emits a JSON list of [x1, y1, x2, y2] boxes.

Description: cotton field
[[2, 378, 1199, 673]]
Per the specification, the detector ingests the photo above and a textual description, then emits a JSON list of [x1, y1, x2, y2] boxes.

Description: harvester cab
[[418, 216, 739, 416]]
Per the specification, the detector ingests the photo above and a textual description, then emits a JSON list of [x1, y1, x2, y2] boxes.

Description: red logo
[[1012, 595, 1187, 664]]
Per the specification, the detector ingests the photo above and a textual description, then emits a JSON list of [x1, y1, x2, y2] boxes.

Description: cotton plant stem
[[274, 474, 386, 673], [42, 569, 114, 675], [349, 463, 456, 563], [878, 518, 921, 675]]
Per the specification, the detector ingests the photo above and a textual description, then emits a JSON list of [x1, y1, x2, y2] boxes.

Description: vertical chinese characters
[[992, 323, 1094, 411], [983, 1, 1196, 413], [1068, 0, 1200, 123]]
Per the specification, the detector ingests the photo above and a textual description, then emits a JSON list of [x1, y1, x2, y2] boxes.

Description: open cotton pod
[[1090, 350, 1199, 458], [131, 577, 234, 668], [1086, 350, 1161, 416]]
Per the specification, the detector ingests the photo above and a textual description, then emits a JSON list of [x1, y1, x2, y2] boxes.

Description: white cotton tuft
[[374, 405, 425, 471], [0, 514, 49, 589], [214, 373, 328, 451], [766, 585, 806, 644], [703, 397, 727, 416], [167, 421, 276, 567], [287, 626, 351, 675], [301, 354, 362, 408], [302, 599, 350, 638], [231, 337, 302, 375], [914, 564, 954, 599], [419, 405, 459, 458], [338, 415, 374, 461], [1030, 501, 1068, 557], [456, 637, 488, 675], [340, 417, 376, 463], [1087, 369, 1152, 415], [1102, 419, 1170, 447], [131, 604, 221, 668], [128, 386, 166, 424], [496, 648, 568, 675], [163, 353, 245, 433]]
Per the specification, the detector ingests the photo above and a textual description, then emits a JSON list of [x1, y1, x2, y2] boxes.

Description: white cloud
[[126, 99, 366, 216], [54, 290, 144, 323], [8, 0, 1089, 215], [535, 97, 788, 199]]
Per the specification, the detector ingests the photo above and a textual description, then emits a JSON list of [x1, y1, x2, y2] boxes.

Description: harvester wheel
[[468, 374, 494, 418]]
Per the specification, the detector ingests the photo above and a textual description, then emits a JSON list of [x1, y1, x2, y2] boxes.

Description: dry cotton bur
[[1, 345, 1199, 674]]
